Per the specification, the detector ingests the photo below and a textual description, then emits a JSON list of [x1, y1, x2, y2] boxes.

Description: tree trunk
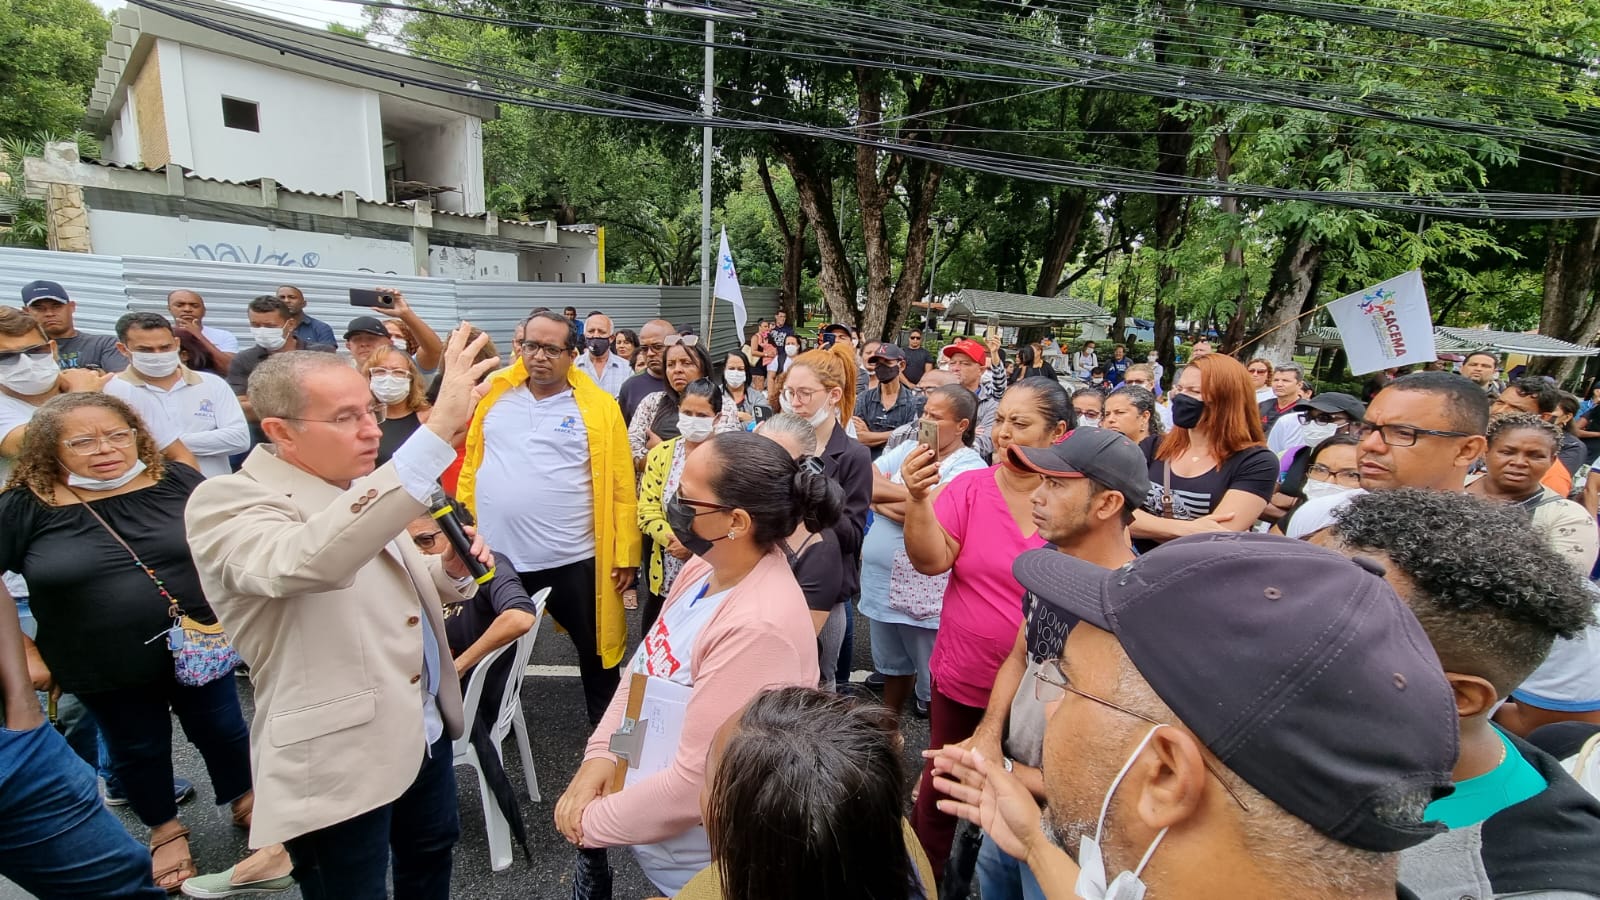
[[878, 156, 944, 343], [1151, 112, 1192, 376], [1533, 164, 1600, 380], [854, 69, 893, 335], [775, 137, 857, 324], [1214, 128, 1251, 353], [757, 156, 808, 324], [1241, 227, 1325, 365], [1034, 188, 1090, 297]]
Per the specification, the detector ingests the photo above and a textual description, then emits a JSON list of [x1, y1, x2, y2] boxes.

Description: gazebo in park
[[1296, 324, 1599, 379], [941, 289, 1111, 332]]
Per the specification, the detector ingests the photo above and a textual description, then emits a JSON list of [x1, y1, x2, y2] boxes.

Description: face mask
[[678, 414, 715, 443], [1148, 355, 1159, 364], [1077, 418, 1099, 429], [0, 353, 61, 396], [1301, 478, 1355, 502], [394, 339, 409, 354], [587, 336, 612, 357], [724, 369, 747, 389], [67, 459, 147, 493], [807, 402, 835, 430], [1076, 725, 1169, 900], [1299, 421, 1339, 447], [370, 374, 411, 404], [1171, 393, 1204, 430], [131, 350, 181, 379], [1091, 376, 1104, 385], [873, 364, 899, 384], [665, 493, 728, 557], [251, 327, 287, 351], [785, 344, 799, 355]]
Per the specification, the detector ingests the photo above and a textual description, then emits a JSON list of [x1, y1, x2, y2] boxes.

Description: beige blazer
[[184, 446, 467, 848]]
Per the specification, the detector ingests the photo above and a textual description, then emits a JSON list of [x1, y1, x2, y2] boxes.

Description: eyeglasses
[[1303, 411, 1351, 426], [1307, 463, 1362, 487], [639, 342, 667, 355], [520, 342, 570, 359], [781, 386, 822, 405], [672, 493, 734, 515], [1352, 420, 1471, 448], [1033, 657, 1250, 811], [411, 530, 443, 551], [367, 368, 411, 380], [62, 428, 137, 455], [0, 342, 52, 366], [281, 402, 387, 429]]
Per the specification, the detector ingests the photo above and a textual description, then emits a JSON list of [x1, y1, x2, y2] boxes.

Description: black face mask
[[1171, 393, 1205, 430], [587, 337, 612, 357], [873, 364, 900, 384], [665, 494, 727, 557]]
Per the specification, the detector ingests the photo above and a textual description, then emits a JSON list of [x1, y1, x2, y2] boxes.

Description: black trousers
[[519, 558, 621, 726]]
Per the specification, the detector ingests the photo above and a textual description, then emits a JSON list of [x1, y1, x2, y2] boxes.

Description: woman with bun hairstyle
[[554, 431, 845, 895]]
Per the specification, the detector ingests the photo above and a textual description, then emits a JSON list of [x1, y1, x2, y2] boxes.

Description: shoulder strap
[[1160, 461, 1175, 518]]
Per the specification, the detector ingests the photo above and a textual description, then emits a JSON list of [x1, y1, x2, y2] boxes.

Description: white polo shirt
[[474, 386, 596, 572], [575, 352, 632, 397], [105, 367, 249, 478], [202, 325, 240, 353]]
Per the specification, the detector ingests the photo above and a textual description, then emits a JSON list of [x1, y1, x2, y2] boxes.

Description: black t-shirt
[[0, 465, 215, 694], [786, 530, 843, 613], [1259, 396, 1297, 432], [902, 347, 934, 383], [229, 344, 335, 445], [443, 550, 539, 717], [1558, 432, 1587, 480], [54, 333, 126, 372], [619, 371, 667, 424], [377, 412, 422, 465], [1139, 446, 1278, 551]]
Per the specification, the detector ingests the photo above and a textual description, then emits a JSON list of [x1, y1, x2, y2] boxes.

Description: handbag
[[71, 490, 241, 686], [887, 547, 949, 621]]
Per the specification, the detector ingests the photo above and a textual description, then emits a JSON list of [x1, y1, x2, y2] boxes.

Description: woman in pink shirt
[[899, 377, 1073, 878], [554, 431, 844, 895]]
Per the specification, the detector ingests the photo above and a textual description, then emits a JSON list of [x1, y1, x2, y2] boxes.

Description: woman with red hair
[[1130, 353, 1277, 548]]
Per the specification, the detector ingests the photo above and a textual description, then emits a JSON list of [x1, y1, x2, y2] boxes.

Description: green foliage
[[0, 0, 111, 140]]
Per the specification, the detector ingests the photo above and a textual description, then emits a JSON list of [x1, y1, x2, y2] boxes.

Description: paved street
[[3, 607, 931, 899]]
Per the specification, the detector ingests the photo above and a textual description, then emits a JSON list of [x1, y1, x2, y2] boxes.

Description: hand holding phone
[[350, 288, 396, 309]]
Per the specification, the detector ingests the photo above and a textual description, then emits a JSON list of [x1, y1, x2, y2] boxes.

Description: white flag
[[1326, 270, 1436, 375], [715, 227, 747, 343]]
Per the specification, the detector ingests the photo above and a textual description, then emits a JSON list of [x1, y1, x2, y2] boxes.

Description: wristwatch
[[1002, 756, 1015, 773]]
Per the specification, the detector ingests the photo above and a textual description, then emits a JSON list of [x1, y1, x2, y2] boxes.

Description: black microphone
[[427, 488, 494, 584]]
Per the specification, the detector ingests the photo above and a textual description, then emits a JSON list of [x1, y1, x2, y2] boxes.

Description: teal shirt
[[1425, 726, 1547, 829]]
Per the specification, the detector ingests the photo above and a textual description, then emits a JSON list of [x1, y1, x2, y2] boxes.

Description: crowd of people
[[2, 276, 1600, 900]]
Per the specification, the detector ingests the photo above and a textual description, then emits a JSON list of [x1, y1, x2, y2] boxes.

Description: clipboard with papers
[[607, 672, 694, 791]]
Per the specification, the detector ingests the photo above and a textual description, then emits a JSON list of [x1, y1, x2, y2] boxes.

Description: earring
[[727, 530, 738, 540]]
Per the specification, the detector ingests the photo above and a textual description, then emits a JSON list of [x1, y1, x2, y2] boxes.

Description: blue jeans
[[75, 675, 252, 828], [285, 734, 460, 900], [975, 830, 1047, 900], [0, 721, 164, 898]]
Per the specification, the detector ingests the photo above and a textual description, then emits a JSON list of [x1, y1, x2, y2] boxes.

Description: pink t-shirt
[[928, 465, 1047, 708]]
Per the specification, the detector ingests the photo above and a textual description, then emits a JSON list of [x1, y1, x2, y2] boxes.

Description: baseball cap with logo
[[1006, 429, 1149, 508], [868, 344, 905, 364], [20, 280, 69, 306], [1013, 532, 1457, 853]]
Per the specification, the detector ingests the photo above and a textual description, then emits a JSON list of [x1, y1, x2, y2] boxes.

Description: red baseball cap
[[940, 338, 985, 365]]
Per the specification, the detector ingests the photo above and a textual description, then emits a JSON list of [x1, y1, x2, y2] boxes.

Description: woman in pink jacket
[[554, 430, 845, 894]]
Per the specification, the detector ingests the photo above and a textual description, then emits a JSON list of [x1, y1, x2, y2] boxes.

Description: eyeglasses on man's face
[[411, 530, 444, 551], [520, 342, 570, 360], [281, 402, 387, 430], [1352, 420, 1470, 448]]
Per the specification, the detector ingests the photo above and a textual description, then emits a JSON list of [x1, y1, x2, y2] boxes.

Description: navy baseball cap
[[1006, 429, 1149, 508], [1014, 533, 1457, 852], [868, 344, 905, 363], [21, 280, 69, 305], [344, 316, 389, 340]]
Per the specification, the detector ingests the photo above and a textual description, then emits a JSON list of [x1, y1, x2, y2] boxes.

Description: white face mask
[[785, 344, 799, 355], [67, 459, 147, 492], [678, 413, 715, 443], [370, 374, 411, 405], [724, 369, 747, 389], [131, 350, 181, 379], [807, 402, 835, 430], [1298, 420, 1339, 447], [0, 353, 61, 396], [251, 326, 287, 351], [1301, 478, 1355, 502], [393, 339, 409, 354], [1076, 725, 1169, 900]]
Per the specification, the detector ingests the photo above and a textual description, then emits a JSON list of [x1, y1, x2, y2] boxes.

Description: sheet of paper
[[624, 675, 694, 788]]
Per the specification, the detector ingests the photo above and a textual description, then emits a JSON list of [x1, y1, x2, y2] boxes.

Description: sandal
[[151, 826, 197, 895], [230, 796, 253, 830]]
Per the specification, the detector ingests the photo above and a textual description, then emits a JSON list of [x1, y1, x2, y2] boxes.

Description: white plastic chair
[[450, 587, 549, 872]]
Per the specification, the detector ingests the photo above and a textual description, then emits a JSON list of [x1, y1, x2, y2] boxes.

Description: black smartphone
[[753, 405, 771, 423], [350, 288, 396, 309], [821, 332, 838, 348]]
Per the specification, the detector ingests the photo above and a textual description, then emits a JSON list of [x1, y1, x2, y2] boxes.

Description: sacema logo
[[1358, 287, 1408, 359]]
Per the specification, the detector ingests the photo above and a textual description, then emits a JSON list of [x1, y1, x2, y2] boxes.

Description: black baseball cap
[[21, 280, 69, 305], [1006, 429, 1149, 508], [822, 323, 853, 337], [1295, 391, 1365, 420], [345, 316, 390, 340], [1013, 533, 1456, 853], [868, 344, 905, 363]]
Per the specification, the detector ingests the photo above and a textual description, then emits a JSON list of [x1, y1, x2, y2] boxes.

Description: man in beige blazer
[[185, 325, 498, 900]]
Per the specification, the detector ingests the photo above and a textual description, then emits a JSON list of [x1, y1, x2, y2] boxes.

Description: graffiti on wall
[[187, 243, 322, 268]]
